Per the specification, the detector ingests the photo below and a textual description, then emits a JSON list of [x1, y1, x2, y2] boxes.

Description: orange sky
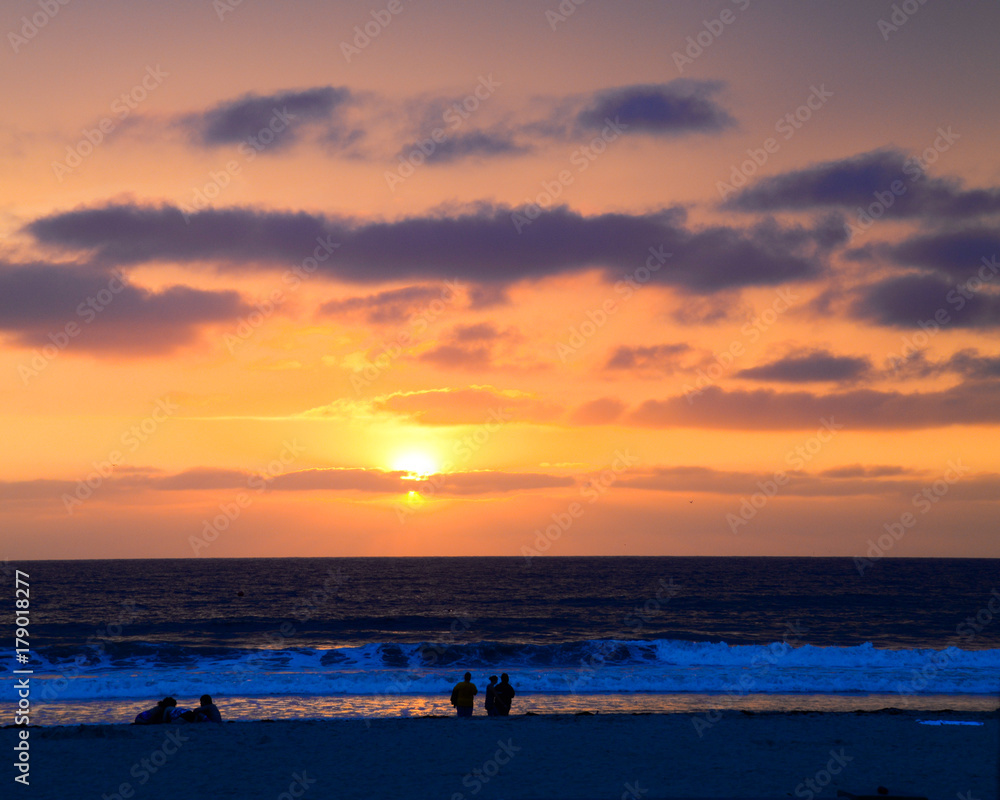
[[2, 0, 999, 558]]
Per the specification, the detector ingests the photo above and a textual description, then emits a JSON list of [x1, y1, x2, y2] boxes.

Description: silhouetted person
[[191, 694, 223, 723], [494, 673, 516, 716], [484, 675, 498, 716], [134, 696, 176, 725], [450, 672, 478, 717]]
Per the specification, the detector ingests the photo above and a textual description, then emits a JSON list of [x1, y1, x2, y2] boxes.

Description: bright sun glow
[[392, 452, 439, 478]]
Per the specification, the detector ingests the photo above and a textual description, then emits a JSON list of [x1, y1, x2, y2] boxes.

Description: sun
[[391, 451, 440, 479]]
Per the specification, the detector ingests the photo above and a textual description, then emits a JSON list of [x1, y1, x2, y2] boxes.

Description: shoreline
[[5, 690, 997, 728], [5, 710, 997, 799], [7, 706, 998, 728]]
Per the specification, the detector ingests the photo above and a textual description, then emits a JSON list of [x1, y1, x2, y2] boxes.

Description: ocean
[[6, 556, 999, 726]]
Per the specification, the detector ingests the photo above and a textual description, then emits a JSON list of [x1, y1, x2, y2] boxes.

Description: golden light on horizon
[[392, 451, 440, 479]]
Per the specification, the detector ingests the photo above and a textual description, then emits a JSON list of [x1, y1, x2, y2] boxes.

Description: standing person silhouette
[[484, 675, 498, 716], [450, 672, 478, 717], [494, 673, 516, 716]]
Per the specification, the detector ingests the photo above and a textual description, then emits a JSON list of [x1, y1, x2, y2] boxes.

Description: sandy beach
[[6, 710, 996, 800]]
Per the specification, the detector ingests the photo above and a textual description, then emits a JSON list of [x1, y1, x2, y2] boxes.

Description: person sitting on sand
[[494, 673, 516, 716], [191, 694, 223, 723], [134, 696, 176, 725], [484, 675, 498, 716], [450, 672, 478, 717]]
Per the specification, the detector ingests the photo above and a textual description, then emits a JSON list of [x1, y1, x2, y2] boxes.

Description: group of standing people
[[450, 672, 515, 717]]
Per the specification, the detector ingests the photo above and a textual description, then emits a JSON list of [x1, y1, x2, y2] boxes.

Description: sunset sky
[[2, 0, 999, 559]]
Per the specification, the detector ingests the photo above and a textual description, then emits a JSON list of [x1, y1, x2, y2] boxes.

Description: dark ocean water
[[6, 557, 1000, 723]]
